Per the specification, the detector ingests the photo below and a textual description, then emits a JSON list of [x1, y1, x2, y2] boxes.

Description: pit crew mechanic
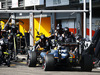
[[35, 35, 51, 58]]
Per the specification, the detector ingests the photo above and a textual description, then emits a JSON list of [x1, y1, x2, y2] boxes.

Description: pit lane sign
[[25, 0, 44, 6], [80, 0, 89, 3], [0, 2, 1, 9], [46, 0, 69, 7], [12, 0, 18, 8]]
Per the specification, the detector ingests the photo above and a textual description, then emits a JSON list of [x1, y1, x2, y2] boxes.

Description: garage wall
[[34, 17, 51, 41], [61, 19, 76, 34], [0, 21, 5, 29], [19, 19, 29, 35], [0, 13, 9, 19], [86, 18, 100, 38], [56, 13, 76, 20]]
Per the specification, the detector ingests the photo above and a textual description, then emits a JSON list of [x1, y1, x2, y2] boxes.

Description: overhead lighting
[[19, 13, 22, 16]]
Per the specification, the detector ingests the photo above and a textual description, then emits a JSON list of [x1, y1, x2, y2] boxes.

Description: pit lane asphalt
[[0, 55, 100, 75]]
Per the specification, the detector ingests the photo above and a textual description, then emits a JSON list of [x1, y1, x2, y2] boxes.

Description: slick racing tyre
[[81, 54, 93, 71], [43, 54, 55, 71], [27, 51, 37, 67]]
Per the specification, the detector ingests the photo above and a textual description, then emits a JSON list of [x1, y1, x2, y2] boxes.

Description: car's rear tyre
[[27, 51, 37, 67], [43, 54, 55, 71], [81, 54, 93, 71]]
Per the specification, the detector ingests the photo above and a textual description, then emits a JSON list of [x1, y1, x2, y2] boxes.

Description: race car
[[42, 41, 93, 71]]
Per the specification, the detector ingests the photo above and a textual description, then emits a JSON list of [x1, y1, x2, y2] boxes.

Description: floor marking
[[19, 62, 27, 64], [97, 67, 100, 69], [10, 64, 16, 66]]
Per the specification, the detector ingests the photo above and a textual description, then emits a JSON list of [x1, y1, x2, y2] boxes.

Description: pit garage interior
[[0, 0, 100, 46], [0, 0, 94, 46]]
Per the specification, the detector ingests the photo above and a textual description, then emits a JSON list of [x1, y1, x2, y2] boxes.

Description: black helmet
[[40, 35, 45, 39], [57, 24, 60, 27], [77, 35, 82, 40], [64, 27, 69, 32], [56, 24, 60, 30]]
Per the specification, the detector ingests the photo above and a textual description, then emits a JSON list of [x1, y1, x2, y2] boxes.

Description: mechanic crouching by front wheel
[[35, 35, 51, 59]]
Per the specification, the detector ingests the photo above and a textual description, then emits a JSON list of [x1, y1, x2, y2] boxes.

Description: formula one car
[[27, 28, 93, 71], [42, 41, 93, 71]]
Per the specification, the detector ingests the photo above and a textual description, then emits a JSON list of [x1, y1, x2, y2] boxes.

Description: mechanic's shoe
[[93, 60, 100, 68], [93, 57, 99, 64], [93, 57, 100, 68], [93, 60, 99, 64]]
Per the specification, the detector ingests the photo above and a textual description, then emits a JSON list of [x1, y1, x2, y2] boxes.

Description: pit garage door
[[61, 19, 76, 34]]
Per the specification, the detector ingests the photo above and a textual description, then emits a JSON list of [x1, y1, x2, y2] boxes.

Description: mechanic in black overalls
[[0, 26, 2, 39], [63, 27, 76, 42], [56, 24, 64, 35], [35, 35, 46, 49], [48, 24, 63, 48], [39, 35, 50, 50], [35, 35, 50, 58], [63, 27, 71, 42], [0, 26, 3, 64], [70, 32, 76, 42], [48, 30, 59, 49], [16, 30, 23, 53], [56, 24, 64, 42], [8, 30, 14, 59]]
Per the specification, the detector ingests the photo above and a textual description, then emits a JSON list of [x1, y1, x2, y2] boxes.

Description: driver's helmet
[[40, 35, 45, 40]]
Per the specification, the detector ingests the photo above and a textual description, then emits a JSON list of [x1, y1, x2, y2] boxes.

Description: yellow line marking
[[10, 64, 16, 66], [36, 64, 39, 66], [19, 62, 27, 64]]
